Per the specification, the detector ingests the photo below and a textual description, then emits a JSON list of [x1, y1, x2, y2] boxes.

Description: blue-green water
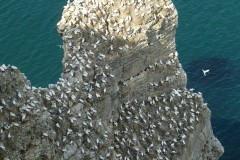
[[0, 1, 239, 159], [0, 0, 65, 87], [173, 0, 240, 159]]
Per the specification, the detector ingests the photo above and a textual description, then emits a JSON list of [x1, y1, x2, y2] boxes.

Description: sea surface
[[0, 0, 239, 159], [0, 0, 65, 87], [173, 1, 240, 159]]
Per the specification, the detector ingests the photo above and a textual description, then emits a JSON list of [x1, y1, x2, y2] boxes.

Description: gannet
[[57, 45, 63, 48], [202, 69, 210, 76]]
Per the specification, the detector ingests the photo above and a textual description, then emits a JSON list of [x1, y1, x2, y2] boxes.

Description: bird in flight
[[57, 45, 63, 49], [202, 69, 210, 76]]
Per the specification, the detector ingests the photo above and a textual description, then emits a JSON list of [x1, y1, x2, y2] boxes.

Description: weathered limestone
[[0, 0, 223, 159]]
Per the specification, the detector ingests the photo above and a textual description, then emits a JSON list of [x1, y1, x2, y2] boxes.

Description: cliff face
[[0, 0, 223, 160]]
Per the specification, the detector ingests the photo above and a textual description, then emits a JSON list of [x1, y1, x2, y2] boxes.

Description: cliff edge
[[0, 0, 223, 159]]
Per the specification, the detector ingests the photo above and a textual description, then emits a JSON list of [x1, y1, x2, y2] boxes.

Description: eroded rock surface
[[0, 0, 223, 159]]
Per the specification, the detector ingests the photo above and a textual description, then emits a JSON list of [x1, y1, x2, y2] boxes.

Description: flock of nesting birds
[[0, 0, 207, 159]]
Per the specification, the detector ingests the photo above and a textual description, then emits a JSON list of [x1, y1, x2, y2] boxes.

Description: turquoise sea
[[173, 1, 240, 159], [0, 0, 64, 87], [0, 1, 239, 159]]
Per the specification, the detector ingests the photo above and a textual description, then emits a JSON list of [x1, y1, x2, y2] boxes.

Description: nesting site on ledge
[[0, 0, 223, 160]]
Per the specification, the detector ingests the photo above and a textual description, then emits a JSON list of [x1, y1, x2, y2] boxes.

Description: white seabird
[[202, 69, 210, 76], [57, 45, 63, 48]]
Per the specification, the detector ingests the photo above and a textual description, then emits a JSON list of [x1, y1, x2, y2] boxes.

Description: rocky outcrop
[[0, 0, 223, 159]]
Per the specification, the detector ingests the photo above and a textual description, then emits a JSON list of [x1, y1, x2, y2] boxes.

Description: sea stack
[[0, 0, 223, 159]]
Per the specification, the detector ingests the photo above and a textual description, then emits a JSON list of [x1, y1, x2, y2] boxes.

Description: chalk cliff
[[0, 0, 223, 159]]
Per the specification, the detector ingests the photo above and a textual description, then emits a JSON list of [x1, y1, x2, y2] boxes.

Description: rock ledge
[[0, 0, 223, 159]]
